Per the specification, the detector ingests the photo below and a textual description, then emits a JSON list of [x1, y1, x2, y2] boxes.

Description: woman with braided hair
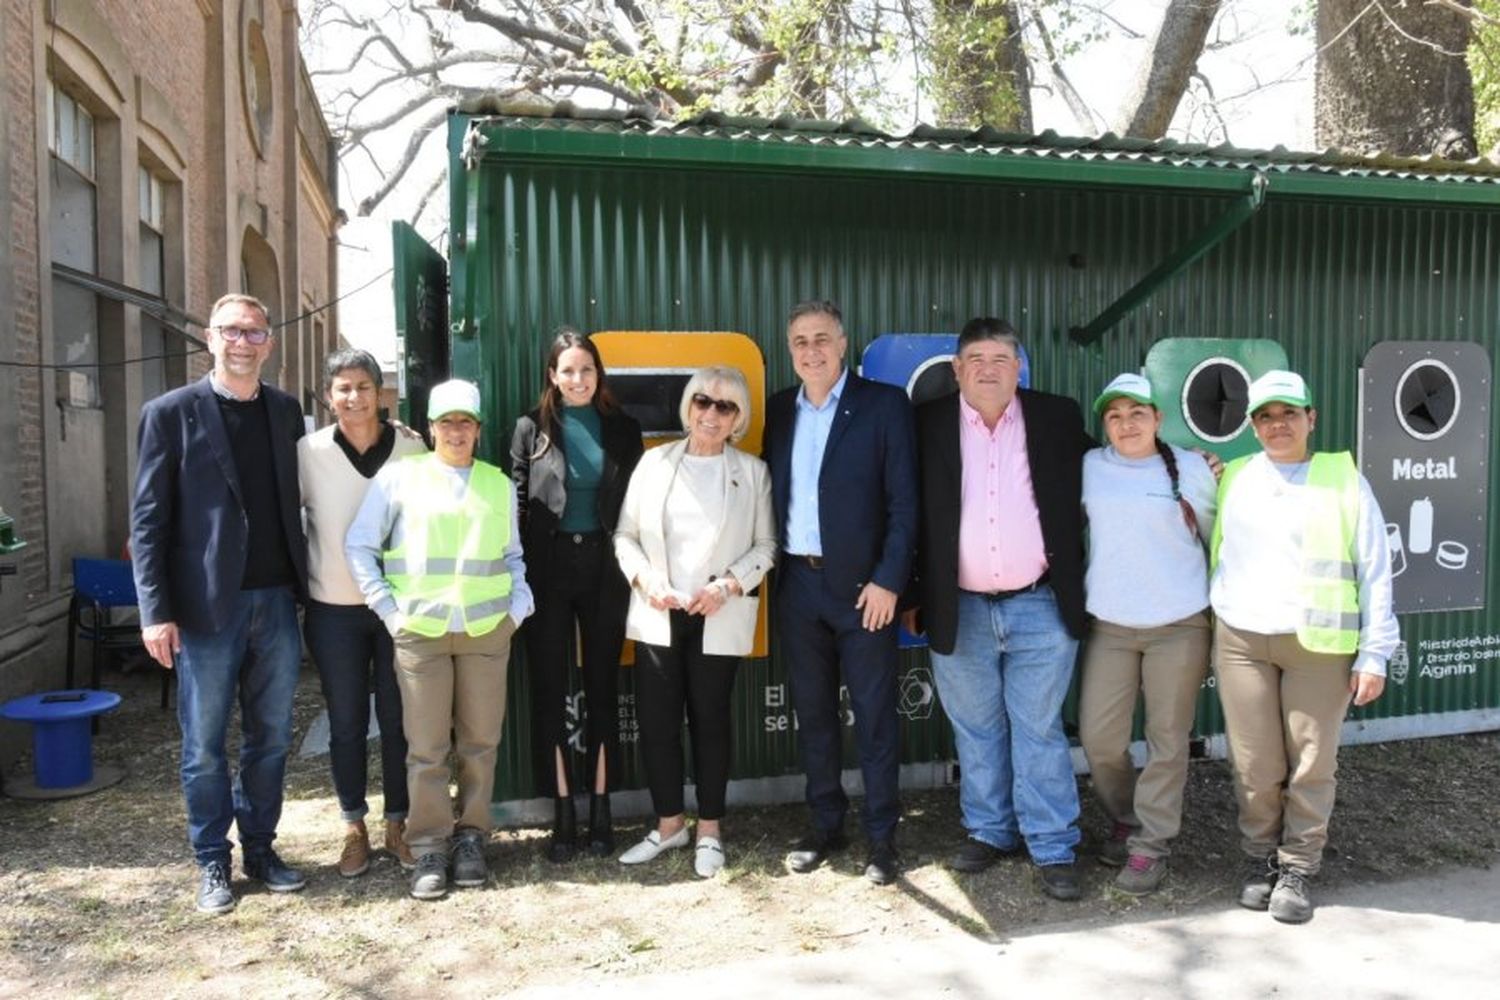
[[1078, 373, 1217, 896]]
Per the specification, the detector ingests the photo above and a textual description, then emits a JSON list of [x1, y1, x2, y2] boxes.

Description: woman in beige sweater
[[298, 348, 425, 877]]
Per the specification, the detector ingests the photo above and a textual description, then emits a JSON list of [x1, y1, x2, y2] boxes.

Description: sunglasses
[[212, 325, 272, 345], [691, 393, 740, 416]]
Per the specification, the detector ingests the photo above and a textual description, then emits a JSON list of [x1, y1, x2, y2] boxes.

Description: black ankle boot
[[547, 796, 577, 863], [587, 793, 614, 857]]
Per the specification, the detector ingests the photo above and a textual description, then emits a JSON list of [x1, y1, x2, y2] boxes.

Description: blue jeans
[[930, 587, 1081, 865], [176, 586, 301, 866], [304, 599, 408, 822]]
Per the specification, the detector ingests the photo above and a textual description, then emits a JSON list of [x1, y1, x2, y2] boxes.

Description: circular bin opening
[[908, 356, 958, 406], [1181, 356, 1251, 443], [1394, 359, 1460, 441]]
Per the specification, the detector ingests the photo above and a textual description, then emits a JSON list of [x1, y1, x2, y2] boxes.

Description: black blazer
[[910, 388, 1092, 652], [764, 371, 919, 601], [130, 376, 308, 634], [509, 406, 643, 597]]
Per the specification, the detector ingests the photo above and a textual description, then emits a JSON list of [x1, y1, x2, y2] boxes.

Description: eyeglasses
[[691, 393, 740, 416], [212, 325, 272, 345]]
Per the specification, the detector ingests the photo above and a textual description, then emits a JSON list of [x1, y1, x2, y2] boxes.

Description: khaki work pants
[[393, 618, 516, 857], [1079, 612, 1211, 859], [1213, 620, 1354, 875]]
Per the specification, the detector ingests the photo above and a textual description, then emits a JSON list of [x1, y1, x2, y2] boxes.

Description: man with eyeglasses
[[132, 293, 309, 914], [764, 299, 918, 886]]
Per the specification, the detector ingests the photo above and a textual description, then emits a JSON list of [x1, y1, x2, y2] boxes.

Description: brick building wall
[[0, 0, 339, 768]]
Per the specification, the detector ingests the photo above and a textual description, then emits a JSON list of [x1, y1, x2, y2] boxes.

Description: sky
[[302, 0, 1315, 365]]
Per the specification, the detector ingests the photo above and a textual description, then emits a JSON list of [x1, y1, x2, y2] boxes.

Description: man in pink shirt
[[903, 317, 1093, 901]]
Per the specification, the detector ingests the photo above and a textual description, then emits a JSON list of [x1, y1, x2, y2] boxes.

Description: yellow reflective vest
[[382, 454, 514, 638], [1210, 451, 1361, 654]]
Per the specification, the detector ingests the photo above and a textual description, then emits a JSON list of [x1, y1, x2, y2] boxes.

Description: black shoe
[[1036, 862, 1082, 901], [451, 830, 489, 887], [547, 796, 577, 864], [410, 852, 448, 900], [786, 828, 849, 873], [587, 793, 614, 858], [865, 840, 901, 885], [195, 859, 236, 914], [1238, 852, 1279, 911], [947, 837, 1021, 873], [1268, 867, 1314, 924], [243, 848, 306, 892]]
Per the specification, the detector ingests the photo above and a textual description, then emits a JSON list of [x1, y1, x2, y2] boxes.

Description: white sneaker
[[694, 836, 725, 878], [618, 825, 691, 865]]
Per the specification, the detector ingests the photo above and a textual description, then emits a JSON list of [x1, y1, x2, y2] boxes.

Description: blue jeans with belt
[[303, 599, 408, 822], [175, 586, 301, 867], [929, 586, 1081, 865]]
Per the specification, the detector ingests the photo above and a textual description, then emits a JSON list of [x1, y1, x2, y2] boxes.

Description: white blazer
[[614, 439, 777, 656]]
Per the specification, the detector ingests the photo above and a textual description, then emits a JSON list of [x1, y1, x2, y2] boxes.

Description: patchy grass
[[1, 666, 1497, 998]]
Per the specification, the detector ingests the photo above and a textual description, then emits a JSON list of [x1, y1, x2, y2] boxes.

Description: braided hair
[[1154, 437, 1200, 538]]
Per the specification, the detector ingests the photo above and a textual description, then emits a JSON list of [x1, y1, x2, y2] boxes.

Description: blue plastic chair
[[67, 557, 170, 707]]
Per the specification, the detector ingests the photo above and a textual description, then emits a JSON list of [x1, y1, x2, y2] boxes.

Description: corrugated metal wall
[[453, 153, 1500, 799]]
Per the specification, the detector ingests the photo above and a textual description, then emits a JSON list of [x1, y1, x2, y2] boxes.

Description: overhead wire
[[0, 266, 396, 372]]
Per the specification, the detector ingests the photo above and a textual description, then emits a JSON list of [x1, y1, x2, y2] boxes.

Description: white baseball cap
[[1247, 370, 1311, 413], [427, 379, 482, 421], [1092, 372, 1154, 416]]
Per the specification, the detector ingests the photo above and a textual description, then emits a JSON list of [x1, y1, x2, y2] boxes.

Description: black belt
[[788, 554, 824, 570], [966, 572, 1049, 601]]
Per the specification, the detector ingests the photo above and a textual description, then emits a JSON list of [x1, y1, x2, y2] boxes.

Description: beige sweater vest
[[297, 424, 426, 605]]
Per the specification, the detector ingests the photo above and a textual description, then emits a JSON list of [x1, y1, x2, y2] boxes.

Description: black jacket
[[909, 388, 1092, 651], [509, 406, 643, 596], [130, 376, 308, 633]]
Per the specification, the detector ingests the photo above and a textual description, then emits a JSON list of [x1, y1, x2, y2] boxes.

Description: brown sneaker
[[339, 822, 371, 878], [385, 819, 416, 871], [1113, 853, 1167, 896]]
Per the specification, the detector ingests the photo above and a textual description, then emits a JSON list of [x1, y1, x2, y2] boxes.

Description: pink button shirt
[[956, 393, 1048, 592]]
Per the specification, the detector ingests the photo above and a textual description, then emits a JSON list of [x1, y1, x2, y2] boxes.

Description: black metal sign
[[1359, 342, 1491, 614]]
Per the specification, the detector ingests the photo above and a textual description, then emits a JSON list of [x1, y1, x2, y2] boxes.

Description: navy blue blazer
[[130, 375, 308, 634], [764, 371, 918, 601]]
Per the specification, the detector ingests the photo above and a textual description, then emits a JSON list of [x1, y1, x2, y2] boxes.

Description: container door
[[391, 221, 449, 440]]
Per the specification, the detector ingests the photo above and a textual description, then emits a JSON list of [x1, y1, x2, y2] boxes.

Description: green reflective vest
[[382, 454, 514, 638], [1210, 451, 1361, 655]]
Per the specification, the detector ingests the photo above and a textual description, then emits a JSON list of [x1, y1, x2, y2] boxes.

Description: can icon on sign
[[1408, 497, 1434, 555]]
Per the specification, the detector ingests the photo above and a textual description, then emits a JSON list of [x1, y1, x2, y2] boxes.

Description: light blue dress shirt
[[785, 368, 848, 556]]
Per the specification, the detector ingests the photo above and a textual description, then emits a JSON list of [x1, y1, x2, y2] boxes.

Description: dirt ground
[[2, 665, 1497, 999]]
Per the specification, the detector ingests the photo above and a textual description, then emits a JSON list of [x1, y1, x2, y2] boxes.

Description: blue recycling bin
[[1, 689, 121, 790], [861, 333, 1032, 648]]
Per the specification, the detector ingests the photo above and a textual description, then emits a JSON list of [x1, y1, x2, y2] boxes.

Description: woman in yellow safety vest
[[1209, 369, 1398, 925], [345, 379, 534, 902]]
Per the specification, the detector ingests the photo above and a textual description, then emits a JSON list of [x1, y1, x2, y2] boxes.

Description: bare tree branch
[[1030, 7, 1102, 132], [356, 106, 450, 216]]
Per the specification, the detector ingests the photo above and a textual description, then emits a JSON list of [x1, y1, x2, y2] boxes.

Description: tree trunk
[[1315, 0, 1477, 157], [1113, 0, 1222, 139], [929, 0, 1033, 131]]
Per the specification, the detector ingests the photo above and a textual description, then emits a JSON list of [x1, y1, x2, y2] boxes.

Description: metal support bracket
[[1070, 171, 1268, 346]]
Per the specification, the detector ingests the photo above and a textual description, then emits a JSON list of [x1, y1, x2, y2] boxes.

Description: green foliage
[[1471, 0, 1500, 154], [581, 0, 911, 126], [924, 0, 1023, 127]]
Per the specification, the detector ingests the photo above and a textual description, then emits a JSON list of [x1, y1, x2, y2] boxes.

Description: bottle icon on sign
[[1409, 497, 1434, 555], [1385, 523, 1407, 577]]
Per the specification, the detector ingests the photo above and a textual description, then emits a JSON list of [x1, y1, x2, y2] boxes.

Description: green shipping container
[[400, 108, 1500, 823]]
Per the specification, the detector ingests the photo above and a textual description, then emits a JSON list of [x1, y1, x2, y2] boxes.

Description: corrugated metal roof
[[454, 98, 1500, 188]]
